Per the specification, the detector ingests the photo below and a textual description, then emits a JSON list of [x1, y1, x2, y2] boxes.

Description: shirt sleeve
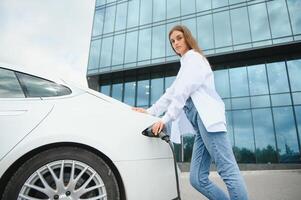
[[161, 54, 211, 124], [146, 81, 175, 117]]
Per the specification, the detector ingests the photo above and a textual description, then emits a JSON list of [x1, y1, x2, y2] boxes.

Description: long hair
[[168, 25, 204, 56]]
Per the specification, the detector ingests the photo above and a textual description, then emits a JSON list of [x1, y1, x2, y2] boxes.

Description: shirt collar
[[180, 49, 194, 61]]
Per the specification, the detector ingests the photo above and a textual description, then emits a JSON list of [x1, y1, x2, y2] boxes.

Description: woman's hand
[[152, 121, 165, 136], [132, 107, 147, 114]]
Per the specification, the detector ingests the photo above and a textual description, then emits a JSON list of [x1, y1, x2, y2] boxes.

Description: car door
[[0, 68, 55, 160]]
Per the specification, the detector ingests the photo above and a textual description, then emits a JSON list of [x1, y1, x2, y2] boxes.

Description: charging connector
[[142, 126, 181, 200]]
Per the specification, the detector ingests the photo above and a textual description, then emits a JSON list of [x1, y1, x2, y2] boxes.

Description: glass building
[[87, 0, 301, 164]]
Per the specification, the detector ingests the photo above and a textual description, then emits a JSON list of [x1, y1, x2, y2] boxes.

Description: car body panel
[[0, 98, 54, 160], [0, 63, 179, 200], [115, 159, 178, 199]]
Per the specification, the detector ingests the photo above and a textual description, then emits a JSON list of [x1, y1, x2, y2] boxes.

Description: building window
[[252, 108, 278, 163], [273, 106, 300, 163], [267, 62, 290, 94], [232, 110, 256, 163], [124, 81, 136, 106], [248, 3, 271, 44], [229, 67, 249, 97], [100, 84, 110, 96], [112, 83, 123, 101], [137, 78, 150, 107], [150, 77, 164, 105]]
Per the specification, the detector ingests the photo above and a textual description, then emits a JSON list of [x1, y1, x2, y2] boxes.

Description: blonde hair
[[168, 25, 203, 56]]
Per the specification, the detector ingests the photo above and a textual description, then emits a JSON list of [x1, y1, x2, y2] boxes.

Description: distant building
[[87, 0, 301, 164]]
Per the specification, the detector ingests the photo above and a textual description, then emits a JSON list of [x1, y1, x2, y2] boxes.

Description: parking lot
[[180, 170, 301, 200]]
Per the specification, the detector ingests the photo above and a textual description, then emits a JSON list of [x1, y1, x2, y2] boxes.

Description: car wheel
[[2, 146, 120, 200]]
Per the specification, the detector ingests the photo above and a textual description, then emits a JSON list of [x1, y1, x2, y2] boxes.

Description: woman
[[133, 25, 248, 200]]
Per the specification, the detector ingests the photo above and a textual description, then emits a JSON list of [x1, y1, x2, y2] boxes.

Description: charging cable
[[142, 127, 181, 200]]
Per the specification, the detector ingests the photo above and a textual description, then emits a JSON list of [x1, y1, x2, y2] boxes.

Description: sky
[[0, 0, 95, 87]]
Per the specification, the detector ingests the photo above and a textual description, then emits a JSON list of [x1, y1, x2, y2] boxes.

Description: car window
[[17, 72, 72, 97], [0, 68, 25, 98]]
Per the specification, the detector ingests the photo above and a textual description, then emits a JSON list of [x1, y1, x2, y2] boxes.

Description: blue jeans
[[183, 98, 248, 200]]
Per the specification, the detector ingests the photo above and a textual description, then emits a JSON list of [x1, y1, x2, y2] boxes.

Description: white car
[[0, 63, 179, 200]]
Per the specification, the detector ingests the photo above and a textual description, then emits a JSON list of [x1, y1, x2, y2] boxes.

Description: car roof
[[0, 62, 70, 85]]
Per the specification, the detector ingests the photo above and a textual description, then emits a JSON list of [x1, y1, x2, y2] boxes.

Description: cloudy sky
[[0, 0, 95, 86]]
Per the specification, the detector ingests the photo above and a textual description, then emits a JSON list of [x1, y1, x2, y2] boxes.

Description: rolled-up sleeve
[[161, 54, 211, 124]]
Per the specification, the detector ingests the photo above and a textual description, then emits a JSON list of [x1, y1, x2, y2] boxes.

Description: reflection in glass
[[92, 9, 105, 36], [292, 92, 301, 105], [196, 0, 211, 11], [88, 40, 101, 70], [115, 2, 127, 31], [273, 107, 300, 162], [124, 31, 138, 64], [140, 0, 152, 25], [127, 0, 139, 28], [232, 97, 250, 109], [100, 85, 110, 96], [212, 0, 228, 8], [251, 95, 270, 108], [230, 7, 251, 45], [271, 93, 292, 106], [165, 76, 176, 90], [112, 34, 125, 66], [294, 106, 301, 149], [197, 15, 214, 50], [230, 0, 245, 4], [167, 0, 180, 19], [100, 37, 113, 67], [223, 98, 231, 110], [0, 68, 24, 98], [112, 83, 123, 101], [213, 11, 232, 48], [183, 134, 195, 162], [153, 0, 166, 22], [287, 59, 301, 92], [232, 110, 256, 163], [214, 69, 230, 98], [181, 0, 196, 16], [124, 81, 136, 106], [248, 64, 269, 95], [253, 108, 278, 163], [18, 73, 71, 97], [267, 62, 289, 94], [103, 5, 116, 34], [151, 78, 164, 105], [166, 22, 178, 56], [138, 28, 151, 61], [287, 0, 301, 35], [229, 67, 249, 97], [248, 3, 271, 42], [137, 79, 150, 106], [267, 0, 292, 38], [152, 25, 165, 59], [226, 111, 234, 146], [182, 18, 197, 39], [96, 0, 105, 7]]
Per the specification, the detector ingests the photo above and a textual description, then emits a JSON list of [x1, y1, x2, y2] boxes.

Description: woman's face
[[170, 30, 189, 56]]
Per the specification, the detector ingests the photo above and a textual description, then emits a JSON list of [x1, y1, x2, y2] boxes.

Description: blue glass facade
[[87, 0, 301, 163]]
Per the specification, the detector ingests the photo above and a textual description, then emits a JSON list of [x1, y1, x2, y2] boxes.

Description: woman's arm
[[146, 81, 175, 116], [161, 54, 211, 124], [132, 80, 175, 115]]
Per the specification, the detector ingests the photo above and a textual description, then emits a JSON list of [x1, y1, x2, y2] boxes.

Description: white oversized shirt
[[147, 49, 227, 143]]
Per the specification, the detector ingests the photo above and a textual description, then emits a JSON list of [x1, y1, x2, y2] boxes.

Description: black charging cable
[[142, 127, 181, 200]]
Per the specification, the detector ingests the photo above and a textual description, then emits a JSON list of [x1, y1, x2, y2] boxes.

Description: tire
[[2, 146, 120, 200]]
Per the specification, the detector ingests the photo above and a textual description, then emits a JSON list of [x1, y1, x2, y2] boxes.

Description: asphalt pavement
[[180, 170, 301, 200]]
